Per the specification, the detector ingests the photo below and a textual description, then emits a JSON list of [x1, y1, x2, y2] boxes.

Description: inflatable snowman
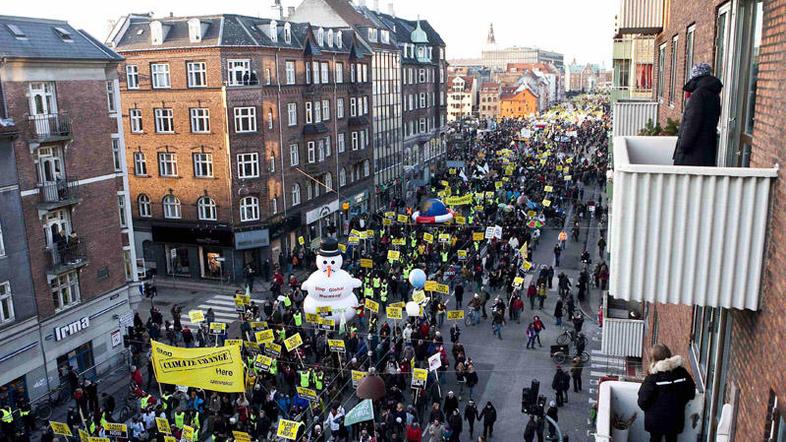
[[301, 238, 361, 322]]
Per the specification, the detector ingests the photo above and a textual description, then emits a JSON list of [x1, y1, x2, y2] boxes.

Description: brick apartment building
[[608, 0, 786, 439], [478, 81, 501, 120], [0, 16, 137, 407], [107, 14, 373, 280], [290, 0, 448, 207]]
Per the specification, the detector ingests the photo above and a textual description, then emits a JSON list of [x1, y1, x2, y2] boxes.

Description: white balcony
[[610, 136, 778, 310], [612, 101, 658, 136], [602, 317, 644, 358], [616, 0, 663, 35], [595, 380, 703, 441]]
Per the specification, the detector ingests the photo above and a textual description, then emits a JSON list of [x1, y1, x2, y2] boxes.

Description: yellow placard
[[423, 281, 437, 292], [50, 421, 73, 436], [397, 214, 409, 223], [351, 370, 367, 387], [472, 232, 485, 241], [350, 229, 362, 237], [449, 168, 456, 175], [209, 322, 227, 333], [316, 306, 332, 314], [412, 368, 428, 387], [327, 339, 346, 352], [389, 301, 405, 308], [544, 185, 554, 193], [364, 299, 379, 313], [542, 199, 552, 207], [305, 313, 320, 324], [156, 417, 171, 434], [79, 429, 90, 442], [522, 261, 533, 271], [566, 157, 573, 164], [188, 310, 205, 323], [349, 235, 360, 245], [318, 317, 335, 328], [265, 342, 282, 357], [457, 250, 467, 259], [298, 236, 305, 245], [455, 215, 466, 225], [284, 333, 303, 352], [254, 355, 273, 372], [249, 321, 267, 330], [365, 230, 375, 238], [556, 165, 563, 171], [360, 258, 373, 268], [495, 181, 503, 189], [392, 238, 406, 246], [386, 306, 403, 320], [233, 431, 252, 442], [296, 386, 318, 401], [245, 341, 260, 351], [502, 176, 510, 182], [447, 310, 464, 320], [382, 218, 392, 226], [103, 422, 127, 436], [445, 194, 473, 206], [88, 438, 110, 442], [163, 437, 176, 442], [564, 175, 572, 181], [387, 250, 400, 261], [182, 426, 195, 440], [225, 339, 243, 348], [435, 283, 450, 295], [438, 233, 450, 243], [151, 341, 244, 393], [384, 211, 395, 218], [513, 276, 525, 286], [358, 230, 368, 239], [485, 191, 494, 199], [412, 290, 426, 304], [277, 419, 302, 440], [338, 243, 347, 253], [527, 210, 536, 218], [423, 233, 434, 243], [255, 329, 274, 344]]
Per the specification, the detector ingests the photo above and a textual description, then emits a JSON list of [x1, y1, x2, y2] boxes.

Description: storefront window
[[0, 376, 28, 408], [167, 246, 191, 276], [57, 341, 95, 383], [201, 247, 224, 279]]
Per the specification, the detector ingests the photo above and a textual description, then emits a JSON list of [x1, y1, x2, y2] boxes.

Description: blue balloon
[[420, 198, 450, 217], [408, 268, 427, 289]]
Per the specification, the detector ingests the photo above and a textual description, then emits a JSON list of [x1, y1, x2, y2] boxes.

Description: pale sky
[[2, 0, 617, 66]]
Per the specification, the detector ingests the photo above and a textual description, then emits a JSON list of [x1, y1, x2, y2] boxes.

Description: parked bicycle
[[550, 344, 590, 364], [33, 383, 71, 422], [556, 328, 588, 348]]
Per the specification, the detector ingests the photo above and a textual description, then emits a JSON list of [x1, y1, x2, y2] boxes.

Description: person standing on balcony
[[638, 344, 696, 442], [673, 63, 723, 167]]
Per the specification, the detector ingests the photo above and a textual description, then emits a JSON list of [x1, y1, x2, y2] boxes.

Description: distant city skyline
[[1, 0, 616, 66]]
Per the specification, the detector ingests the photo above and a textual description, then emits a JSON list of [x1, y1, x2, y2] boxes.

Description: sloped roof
[[0, 15, 121, 61]]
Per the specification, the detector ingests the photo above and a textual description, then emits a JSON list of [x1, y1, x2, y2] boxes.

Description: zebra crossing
[[179, 294, 241, 329], [587, 348, 626, 405]]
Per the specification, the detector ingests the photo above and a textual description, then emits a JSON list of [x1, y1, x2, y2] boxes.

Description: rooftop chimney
[[388, 1, 395, 17], [373, 0, 379, 12], [288, 6, 296, 18]]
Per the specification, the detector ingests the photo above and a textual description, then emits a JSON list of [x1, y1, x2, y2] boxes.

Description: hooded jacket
[[673, 75, 723, 166], [637, 355, 696, 434]]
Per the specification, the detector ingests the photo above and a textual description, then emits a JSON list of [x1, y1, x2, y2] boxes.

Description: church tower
[[486, 23, 496, 47]]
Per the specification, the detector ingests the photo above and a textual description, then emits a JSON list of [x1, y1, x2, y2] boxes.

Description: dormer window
[[53, 26, 73, 42], [417, 46, 424, 58], [150, 20, 164, 45], [187, 18, 202, 43], [317, 27, 324, 46], [284, 23, 291, 44], [269, 20, 278, 42], [381, 30, 389, 44], [367, 28, 377, 42], [427, 47, 433, 59], [327, 29, 334, 48], [336, 31, 343, 48]]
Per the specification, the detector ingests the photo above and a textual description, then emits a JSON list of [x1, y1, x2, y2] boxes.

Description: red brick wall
[[4, 76, 127, 318]]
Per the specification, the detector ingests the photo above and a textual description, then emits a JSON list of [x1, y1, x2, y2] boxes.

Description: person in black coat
[[478, 401, 497, 439], [673, 63, 723, 167], [638, 344, 696, 442], [464, 400, 478, 438]]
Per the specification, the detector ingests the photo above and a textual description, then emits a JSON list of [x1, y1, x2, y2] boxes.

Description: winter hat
[[690, 63, 712, 80]]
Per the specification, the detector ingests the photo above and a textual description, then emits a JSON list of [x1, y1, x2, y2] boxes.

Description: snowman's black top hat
[[318, 237, 341, 257]]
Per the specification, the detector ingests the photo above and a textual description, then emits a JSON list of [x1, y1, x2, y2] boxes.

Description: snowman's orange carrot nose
[[326, 266, 332, 277]]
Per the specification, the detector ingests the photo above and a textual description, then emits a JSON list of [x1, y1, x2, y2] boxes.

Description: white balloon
[[405, 301, 421, 317]]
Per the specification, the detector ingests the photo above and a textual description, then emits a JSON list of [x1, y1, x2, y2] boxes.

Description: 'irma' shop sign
[[54, 317, 90, 341]]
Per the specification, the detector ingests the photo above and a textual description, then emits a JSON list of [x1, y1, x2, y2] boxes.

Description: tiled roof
[[0, 15, 121, 61]]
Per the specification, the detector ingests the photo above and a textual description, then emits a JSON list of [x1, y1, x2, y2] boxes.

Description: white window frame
[[337, 98, 344, 119], [289, 144, 299, 166], [228, 59, 251, 86], [133, 151, 147, 176], [321, 62, 329, 84], [151, 63, 171, 89], [198, 196, 217, 221], [154, 108, 174, 133], [126, 65, 139, 89], [314, 101, 322, 123], [318, 139, 325, 162], [0, 282, 12, 323], [138, 194, 151, 217], [339, 168, 346, 187], [162, 195, 182, 219], [190, 108, 210, 133], [193, 152, 214, 178], [312, 61, 320, 84], [272, 198, 278, 215], [325, 136, 331, 157], [351, 132, 359, 151], [335, 62, 344, 83], [285, 61, 296, 85], [112, 139, 121, 172], [51, 272, 80, 311], [305, 102, 313, 124], [106, 81, 117, 113], [350, 98, 357, 117], [234, 107, 257, 133], [118, 195, 127, 227], [187, 61, 207, 88], [129, 109, 143, 133], [240, 196, 260, 222], [307, 141, 316, 163], [291, 184, 301, 206], [237, 153, 259, 179], [287, 103, 297, 126], [322, 100, 330, 121], [158, 152, 178, 177], [337, 133, 345, 153]]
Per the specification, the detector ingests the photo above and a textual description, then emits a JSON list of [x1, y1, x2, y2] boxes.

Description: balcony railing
[[44, 240, 89, 275], [612, 101, 658, 136], [38, 177, 81, 210], [27, 113, 72, 141], [595, 381, 703, 441], [609, 136, 778, 310]]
